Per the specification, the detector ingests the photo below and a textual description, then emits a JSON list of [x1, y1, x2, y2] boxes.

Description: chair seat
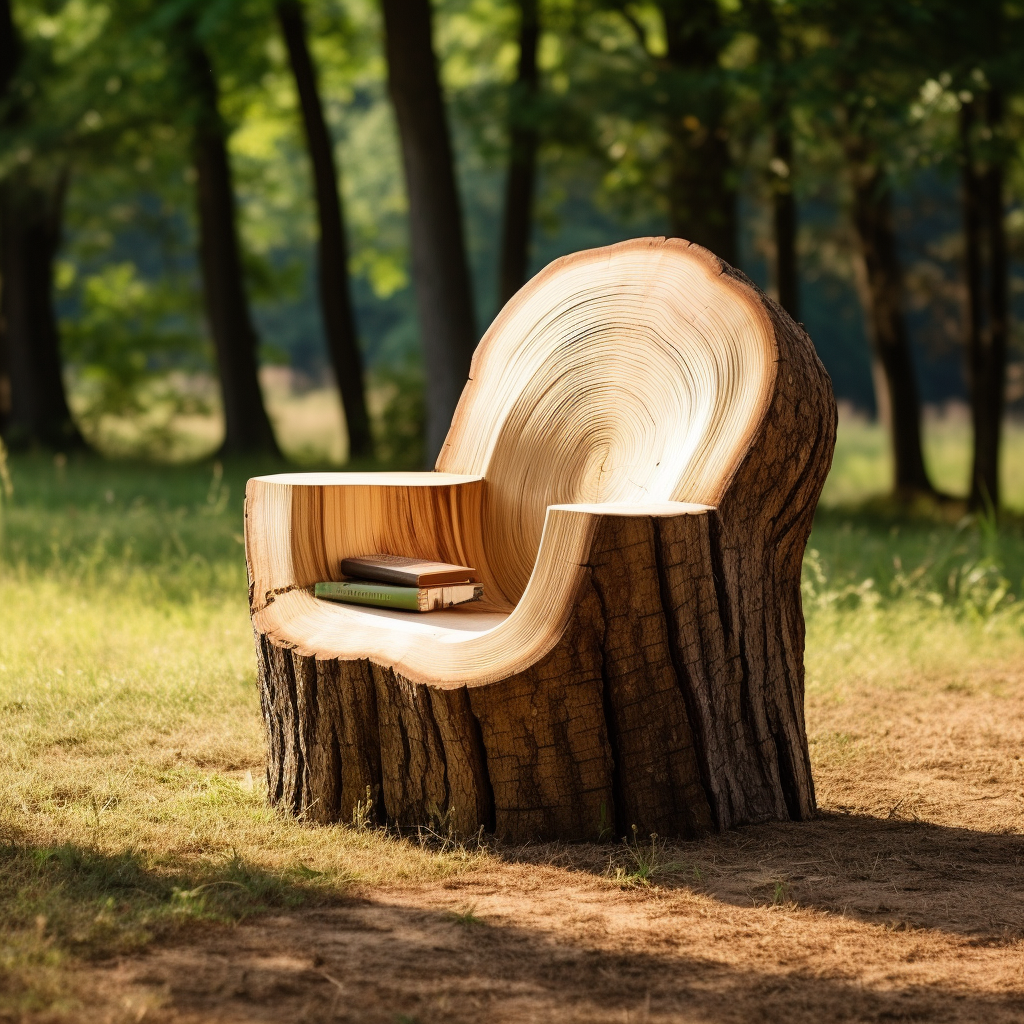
[[259, 588, 511, 649]]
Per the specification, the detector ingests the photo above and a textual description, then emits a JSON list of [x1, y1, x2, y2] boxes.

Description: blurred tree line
[[0, 0, 1021, 506]]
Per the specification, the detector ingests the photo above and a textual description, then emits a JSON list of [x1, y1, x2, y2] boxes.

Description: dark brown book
[[338, 553, 476, 587]]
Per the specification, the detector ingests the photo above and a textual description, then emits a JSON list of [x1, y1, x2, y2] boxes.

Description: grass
[[1, 410, 1024, 1017], [0, 451, 487, 1011]]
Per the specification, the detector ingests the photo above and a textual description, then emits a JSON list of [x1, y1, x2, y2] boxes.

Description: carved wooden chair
[[245, 237, 836, 841]]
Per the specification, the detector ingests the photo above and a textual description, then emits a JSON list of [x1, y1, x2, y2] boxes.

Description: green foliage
[[3, 0, 1024, 477], [369, 361, 427, 469], [58, 261, 211, 452]]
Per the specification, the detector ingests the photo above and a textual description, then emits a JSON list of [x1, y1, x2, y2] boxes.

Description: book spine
[[338, 560, 418, 587], [314, 582, 421, 611]]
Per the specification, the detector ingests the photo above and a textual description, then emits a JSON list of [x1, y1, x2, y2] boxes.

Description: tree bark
[[0, 0, 19, 94], [246, 240, 836, 841], [961, 94, 1008, 511], [659, 0, 737, 265], [0, 0, 82, 449], [771, 124, 799, 322], [0, 169, 85, 450], [382, 0, 477, 462], [497, 0, 540, 308], [750, 0, 798, 320], [183, 34, 280, 457], [849, 160, 933, 496], [256, 491, 828, 839], [276, 0, 372, 461]]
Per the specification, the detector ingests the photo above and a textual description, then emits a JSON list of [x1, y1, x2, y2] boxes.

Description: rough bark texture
[[184, 34, 279, 458], [382, 0, 477, 462], [0, 170, 84, 450], [659, 0, 737, 266], [961, 95, 1008, 510], [772, 125, 799, 322], [497, 0, 540, 308], [277, 0, 372, 461], [848, 159, 932, 496], [254, 264, 834, 841], [751, 0, 798, 321]]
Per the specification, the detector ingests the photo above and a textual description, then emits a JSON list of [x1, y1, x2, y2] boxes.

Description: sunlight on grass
[[0, 453, 487, 1003], [2, 409, 1024, 1012], [821, 406, 1024, 509]]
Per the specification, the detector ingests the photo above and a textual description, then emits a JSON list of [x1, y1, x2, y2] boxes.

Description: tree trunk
[[0, 0, 81, 449], [961, 93, 1008, 511], [659, 0, 737, 265], [0, 169, 85, 450], [849, 161, 932, 496], [497, 0, 540, 308], [750, 0, 797, 319], [771, 124, 799, 321], [276, 0, 372, 461], [382, 0, 477, 462], [0, 0, 19, 94], [0, 0, 20, 432], [245, 239, 836, 841], [184, 35, 280, 458]]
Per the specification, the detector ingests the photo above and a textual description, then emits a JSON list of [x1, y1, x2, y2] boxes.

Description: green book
[[314, 580, 483, 613]]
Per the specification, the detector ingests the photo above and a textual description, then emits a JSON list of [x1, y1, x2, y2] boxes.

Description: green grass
[[2, 416, 1024, 1010], [822, 411, 1024, 508], [0, 451, 487, 1008]]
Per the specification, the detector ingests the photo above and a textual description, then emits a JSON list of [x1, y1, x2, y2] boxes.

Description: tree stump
[[246, 238, 836, 842]]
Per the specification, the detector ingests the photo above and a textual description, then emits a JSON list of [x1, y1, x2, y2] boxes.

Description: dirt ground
[[42, 666, 1024, 1023]]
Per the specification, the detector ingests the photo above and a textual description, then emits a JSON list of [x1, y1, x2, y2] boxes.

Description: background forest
[[1, 0, 1023, 505], [3, 3, 1024, 1019]]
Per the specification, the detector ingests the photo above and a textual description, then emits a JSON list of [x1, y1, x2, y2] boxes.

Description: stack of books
[[314, 554, 482, 612]]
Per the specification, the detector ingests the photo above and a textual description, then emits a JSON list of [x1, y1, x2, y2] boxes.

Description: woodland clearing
[[0, 412, 1022, 1023]]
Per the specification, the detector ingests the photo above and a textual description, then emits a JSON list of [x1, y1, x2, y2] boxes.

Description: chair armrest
[[510, 501, 714, 650], [433, 500, 716, 683], [244, 472, 485, 613], [248, 497, 714, 683]]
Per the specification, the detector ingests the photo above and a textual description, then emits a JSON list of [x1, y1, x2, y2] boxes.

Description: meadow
[[0, 409, 1022, 1022]]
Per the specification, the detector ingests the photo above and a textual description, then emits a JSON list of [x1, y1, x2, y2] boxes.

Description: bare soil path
[[27, 653, 1024, 1023]]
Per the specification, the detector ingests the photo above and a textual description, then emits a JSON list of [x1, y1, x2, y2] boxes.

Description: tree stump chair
[[245, 237, 836, 842]]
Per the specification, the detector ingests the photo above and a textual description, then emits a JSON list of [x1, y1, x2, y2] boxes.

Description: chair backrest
[[437, 238, 778, 604]]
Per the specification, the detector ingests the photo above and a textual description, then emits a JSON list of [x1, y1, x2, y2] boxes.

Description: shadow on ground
[[509, 811, 1024, 941], [4, 813, 1023, 1023], [93, 885, 1024, 1024]]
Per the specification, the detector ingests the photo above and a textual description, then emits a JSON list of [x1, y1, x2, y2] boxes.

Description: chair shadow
[[3, 817, 1023, 1022], [105, 880, 1024, 1024], [502, 811, 1024, 942]]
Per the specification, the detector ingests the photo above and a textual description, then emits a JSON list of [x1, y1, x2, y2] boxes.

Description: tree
[[940, 0, 1024, 510], [747, 0, 799, 320], [959, 89, 1008, 509], [846, 149, 933, 495], [381, 0, 477, 461], [175, 17, 280, 457], [605, 1, 738, 262], [0, 0, 84, 450], [276, 0, 372, 460], [497, 0, 541, 307], [910, 0, 1023, 508], [658, 0, 737, 263], [800, 0, 936, 496]]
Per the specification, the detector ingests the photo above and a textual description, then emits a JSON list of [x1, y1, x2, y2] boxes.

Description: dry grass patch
[[2, 449, 1024, 1022]]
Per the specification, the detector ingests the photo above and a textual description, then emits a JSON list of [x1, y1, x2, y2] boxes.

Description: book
[[314, 580, 483, 613], [338, 553, 476, 587]]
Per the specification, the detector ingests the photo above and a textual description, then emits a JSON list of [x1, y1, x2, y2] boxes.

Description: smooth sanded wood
[[245, 237, 836, 841]]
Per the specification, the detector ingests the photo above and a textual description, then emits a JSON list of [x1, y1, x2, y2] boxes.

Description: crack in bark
[[652, 517, 717, 830]]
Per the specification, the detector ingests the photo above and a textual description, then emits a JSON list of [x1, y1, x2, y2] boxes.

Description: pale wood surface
[[246, 237, 837, 841]]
